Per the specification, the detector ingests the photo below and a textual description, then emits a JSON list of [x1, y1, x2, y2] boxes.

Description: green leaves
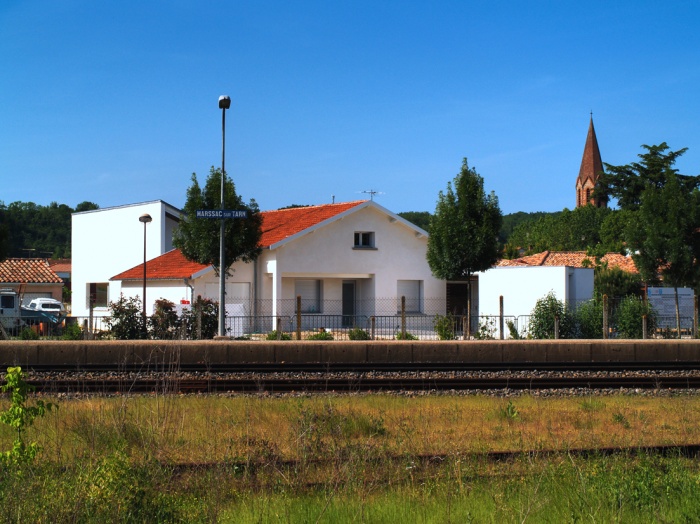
[[1, 366, 56, 470], [427, 158, 503, 281], [173, 167, 263, 274]]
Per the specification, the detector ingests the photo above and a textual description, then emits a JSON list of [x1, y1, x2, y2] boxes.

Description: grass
[[3, 392, 700, 521]]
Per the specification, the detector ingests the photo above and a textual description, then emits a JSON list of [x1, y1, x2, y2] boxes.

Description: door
[[342, 281, 356, 327]]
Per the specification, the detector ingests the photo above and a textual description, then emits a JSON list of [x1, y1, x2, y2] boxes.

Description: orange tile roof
[[112, 201, 367, 281], [48, 259, 71, 273], [260, 201, 365, 247], [0, 258, 64, 284], [111, 249, 210, 281], [497, 251, 638, 273]]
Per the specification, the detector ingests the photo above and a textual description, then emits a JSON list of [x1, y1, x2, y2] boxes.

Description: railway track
[[26, 372, 700, 394]]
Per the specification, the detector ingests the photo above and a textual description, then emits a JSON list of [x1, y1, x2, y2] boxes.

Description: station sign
[[196, 209, 248, 219]]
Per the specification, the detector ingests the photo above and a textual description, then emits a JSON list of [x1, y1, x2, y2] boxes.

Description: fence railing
[[5, 294, 698, 340]]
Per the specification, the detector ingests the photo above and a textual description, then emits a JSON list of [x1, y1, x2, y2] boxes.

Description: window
[[295, 280, 322, 313], [397, 280, 422, 313], [88, 283, 109, 308], [353, 231, 375, 249], [0, 295, 15, 309]]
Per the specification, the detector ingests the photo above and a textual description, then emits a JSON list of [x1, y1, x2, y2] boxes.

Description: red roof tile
[[260, 201, 365, 247], [48, 259, 71, 273], [111, 249, 210, 281], [0, 258, 64, 284], [497, 251, 638, 273], [111, 201, 367, 281]]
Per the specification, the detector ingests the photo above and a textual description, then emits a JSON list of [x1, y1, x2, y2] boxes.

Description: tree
[[398, 211, 431, 232], [596, 143, 700, 210], [427, 158, 502, 335], [173, 167, 263, 274], [627, 171, 700, 336]]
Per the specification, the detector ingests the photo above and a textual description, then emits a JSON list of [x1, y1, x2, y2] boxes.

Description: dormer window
[[354, 231, 375, 249]]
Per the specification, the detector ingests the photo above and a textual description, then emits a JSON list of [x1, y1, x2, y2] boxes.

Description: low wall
[[0, 340, 699, 368]]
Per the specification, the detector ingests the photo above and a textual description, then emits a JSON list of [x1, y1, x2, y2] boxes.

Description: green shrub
[[266, 330, 291, 340], [395, 331, 418, 340], [433, 314, 456, 340], [61, 322, 83, 340], [19, 327, 39, 340], [1, 366, 56, 470], [106, 294, 145, 340], [181, 296, 218, 340], [474, 317, 497, 340], [348, 327, 370, 340], [149, 298, 181, 339], [615, 295, 656, 339], [506, 320, 522, 339], [528, 291, 575, 339], [308, 330, 333, 340], [575, 298, 604, 339]]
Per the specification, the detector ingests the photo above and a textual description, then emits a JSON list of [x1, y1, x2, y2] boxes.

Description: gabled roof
[[110, 200, 427, 281], [0, 258, 64, 284], [110, 249, 211, 281], [261, 201, 366, 248], [497, 250, 638, 273]]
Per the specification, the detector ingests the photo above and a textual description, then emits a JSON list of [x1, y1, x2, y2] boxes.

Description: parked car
[[24, 297, 66, 316]]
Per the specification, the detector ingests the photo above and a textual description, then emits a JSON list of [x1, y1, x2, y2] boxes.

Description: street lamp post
[[139, 213, 152, 338], [218, 95, 231, 338]]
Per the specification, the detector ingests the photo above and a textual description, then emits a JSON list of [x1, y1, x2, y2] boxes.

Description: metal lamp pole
[[218, 95, 231, 338], [139, 213, 152, 338]]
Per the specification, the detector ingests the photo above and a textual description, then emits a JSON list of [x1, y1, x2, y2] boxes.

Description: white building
[[71, 201, 181, 318], [477, 265, 593, 337], [73, 200, 447, 334]]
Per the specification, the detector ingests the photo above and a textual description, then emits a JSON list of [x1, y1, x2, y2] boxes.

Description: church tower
[[575, 116, 607, 208]]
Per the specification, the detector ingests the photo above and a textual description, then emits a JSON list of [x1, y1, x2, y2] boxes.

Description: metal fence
[[4, 294, 698, 341]]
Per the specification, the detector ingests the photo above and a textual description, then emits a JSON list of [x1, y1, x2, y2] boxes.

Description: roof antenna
[[360, 189, 384, 201]]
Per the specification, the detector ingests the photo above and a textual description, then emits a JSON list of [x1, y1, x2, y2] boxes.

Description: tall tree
[[627, 172, 700, 335], [173, 167, 263, 274], [596, 143, 700, 210], [427, 158, 502, 334]]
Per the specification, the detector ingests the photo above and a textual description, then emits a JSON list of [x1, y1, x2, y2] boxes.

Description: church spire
[[575, 115, 607, 208]]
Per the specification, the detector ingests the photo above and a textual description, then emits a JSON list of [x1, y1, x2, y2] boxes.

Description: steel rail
[[22, 361, 700, 373], [27, 375, 700, 394]]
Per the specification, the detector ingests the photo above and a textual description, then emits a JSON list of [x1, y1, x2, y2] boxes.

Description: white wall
[[71, 201, 181, 317], [258, 203, 444, 315], [477, 266, 594, 319]]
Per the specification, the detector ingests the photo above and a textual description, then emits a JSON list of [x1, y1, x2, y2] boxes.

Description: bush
[[348, 327, 370, 340], [615, 295, 656, 339], [19, 327, 39, 340], [433, 314, 456, 340], [61, 322, 83, 340], [181, 296, 218, 339], [575, 298, 604, 339], [528, 291, 575, 339], [149, 299, 180, 339], [307, 330, 333, 340], [106, 294, 145, 340], [266, 330, 291, 340], [474, 318, 497, 340], [395, 331, 418, 340]]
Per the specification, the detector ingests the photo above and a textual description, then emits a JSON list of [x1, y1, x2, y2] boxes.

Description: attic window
[[353, 231, 375, 249]]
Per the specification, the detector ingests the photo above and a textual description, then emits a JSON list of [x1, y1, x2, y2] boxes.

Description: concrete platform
[[0, 339, 699, 368]]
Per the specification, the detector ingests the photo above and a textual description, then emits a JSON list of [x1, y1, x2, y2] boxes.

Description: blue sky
[[2, 1, 699, 215]]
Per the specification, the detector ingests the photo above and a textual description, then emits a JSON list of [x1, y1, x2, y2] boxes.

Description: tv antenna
[[360, 189, 384, 201]]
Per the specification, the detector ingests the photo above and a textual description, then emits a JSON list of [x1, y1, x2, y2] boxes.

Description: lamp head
[[218, 95, 231, 109], [139, 213, 152, 224]]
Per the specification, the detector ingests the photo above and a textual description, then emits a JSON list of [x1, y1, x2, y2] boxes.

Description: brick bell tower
[[575, 115, 607, 208]]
